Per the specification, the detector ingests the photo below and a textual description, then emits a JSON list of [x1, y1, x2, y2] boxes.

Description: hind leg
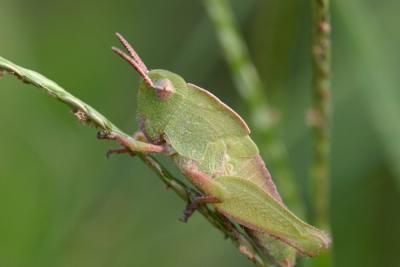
[[180, 195, 220, 222], [178, 164, 225, 222]]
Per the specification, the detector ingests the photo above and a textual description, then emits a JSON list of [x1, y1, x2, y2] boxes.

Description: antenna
[[115, 33, 149, 73], [112, 33, 154, 88]]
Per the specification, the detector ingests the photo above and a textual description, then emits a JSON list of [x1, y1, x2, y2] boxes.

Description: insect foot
[[97, 131, 112, 140], [180, 195, 220, 223]]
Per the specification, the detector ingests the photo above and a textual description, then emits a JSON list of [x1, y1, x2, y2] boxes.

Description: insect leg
[[105, 131, 149, 158], [97, 131, 167, 154], [180, 195, 220, 223]]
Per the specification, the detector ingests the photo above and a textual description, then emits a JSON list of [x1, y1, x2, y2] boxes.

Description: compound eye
[[154, 79, 174, 101]]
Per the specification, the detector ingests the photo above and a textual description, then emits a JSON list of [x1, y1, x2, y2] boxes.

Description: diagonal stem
[[0, 56, 269, 267]]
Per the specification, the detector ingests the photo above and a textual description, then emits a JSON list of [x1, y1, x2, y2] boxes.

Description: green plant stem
[[310, 0, 332, 231], [203, 0, 304, 217], [0, 56, 268, 267], [309, 0, 333, 266]]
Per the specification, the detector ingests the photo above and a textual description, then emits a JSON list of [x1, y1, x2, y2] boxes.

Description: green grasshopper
[[99, 33, 330, 262]]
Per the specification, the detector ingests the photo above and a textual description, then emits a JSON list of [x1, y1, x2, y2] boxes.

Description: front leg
[[103, 131, 150, 158], [98, 131, 168, 154]]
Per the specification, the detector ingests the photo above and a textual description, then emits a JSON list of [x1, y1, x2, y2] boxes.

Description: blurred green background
[[0, 0, 399, 267]]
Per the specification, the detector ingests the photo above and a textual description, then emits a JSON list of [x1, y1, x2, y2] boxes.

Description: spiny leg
[[180, 195, 220, 223], [178, 164, 223, 222]]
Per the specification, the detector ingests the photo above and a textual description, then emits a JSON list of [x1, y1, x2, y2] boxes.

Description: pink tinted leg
[[97, 131, 166, 154], [179, 165, 223, 222], [180, 195, 220, 223]]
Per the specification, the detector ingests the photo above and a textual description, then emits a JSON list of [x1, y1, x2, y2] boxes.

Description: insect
[[99, 33, 330, 262]]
